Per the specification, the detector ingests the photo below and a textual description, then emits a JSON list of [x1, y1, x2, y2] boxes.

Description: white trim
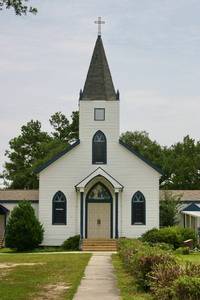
[[75, 167, 123, 191], [182, 211, 200, 218]]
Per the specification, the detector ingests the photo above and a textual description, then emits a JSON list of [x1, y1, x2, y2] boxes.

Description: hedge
[[141, 226, 197, 249], [118, 238, 200, 299]]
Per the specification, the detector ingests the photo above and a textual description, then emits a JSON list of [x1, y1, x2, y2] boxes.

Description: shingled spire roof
[[81, 36, 117, 101]]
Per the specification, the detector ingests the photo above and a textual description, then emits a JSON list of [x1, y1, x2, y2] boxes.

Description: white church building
[[36, 33, 162, 246], [0, 33, 163, 246]]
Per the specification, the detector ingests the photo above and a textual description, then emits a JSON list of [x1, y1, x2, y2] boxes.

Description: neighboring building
[[0, 190, 38, 240], [160, 190, 200, 235], [0, 33, 163, 245]]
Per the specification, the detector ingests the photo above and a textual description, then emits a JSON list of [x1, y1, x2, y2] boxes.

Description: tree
[[160, 191, 182, 227], [1, 111, 79, 189], [0, 0, 37, 15], [161, 136, 200, 189], [69, 111, 79, 141], [49, 111, 79, 143], [5, 201, 44, 251], [120, 130, 163, 169], [1, 120, 52, 189]]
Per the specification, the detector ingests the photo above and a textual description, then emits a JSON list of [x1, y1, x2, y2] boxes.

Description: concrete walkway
[[73, 253, 120, 300]]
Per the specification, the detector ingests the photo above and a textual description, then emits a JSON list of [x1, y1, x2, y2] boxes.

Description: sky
[[0, 0, 200, 186]]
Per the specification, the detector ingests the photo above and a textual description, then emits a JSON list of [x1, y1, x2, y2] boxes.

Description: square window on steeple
[[94, 108, 105, 121]]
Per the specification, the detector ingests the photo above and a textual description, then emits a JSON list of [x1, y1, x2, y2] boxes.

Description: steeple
[[80, 35, 117, 101]]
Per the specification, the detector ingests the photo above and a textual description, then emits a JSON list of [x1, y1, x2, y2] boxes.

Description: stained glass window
[[88, 184, 111, 200]]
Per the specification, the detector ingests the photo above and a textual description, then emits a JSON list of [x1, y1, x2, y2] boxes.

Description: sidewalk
[[73, 252, 120, 300]]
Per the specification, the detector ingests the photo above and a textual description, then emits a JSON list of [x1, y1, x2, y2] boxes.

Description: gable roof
[[75, 167, 124, 191], [35, 140, 80, 174], [81, 36, 117, 101], [119, 140, 163, 175], [183, 202, 200, 212]]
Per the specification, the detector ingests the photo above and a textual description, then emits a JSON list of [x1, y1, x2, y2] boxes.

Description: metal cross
[[94, 17, 105, 36]]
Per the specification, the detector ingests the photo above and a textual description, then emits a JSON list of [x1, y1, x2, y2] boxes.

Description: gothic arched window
[[131, 191, 145, 225], [87, 183, 111, 200], [92, 130, 107, 164], [52, 191, 67, 225]]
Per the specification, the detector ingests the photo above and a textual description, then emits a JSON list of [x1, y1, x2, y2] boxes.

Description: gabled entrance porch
[[75, 167, 123, 241]]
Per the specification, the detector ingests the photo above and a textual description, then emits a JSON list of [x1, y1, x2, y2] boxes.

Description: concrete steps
[[82, 239, 117, 252]]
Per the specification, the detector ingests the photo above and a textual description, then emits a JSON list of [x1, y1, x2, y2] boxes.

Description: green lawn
[[0, 253, 91, 300], [177, 253, 200, 264], [112, 254, 152, 300]]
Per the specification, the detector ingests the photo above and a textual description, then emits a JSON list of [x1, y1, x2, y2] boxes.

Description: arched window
[[87, 183, 112, 200], [92, 130, 107, 164], [52, 191, 67, 225], [131, 191, 145, 225]]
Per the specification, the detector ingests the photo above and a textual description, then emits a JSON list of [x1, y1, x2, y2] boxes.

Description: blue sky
[[0, 0, 200, 184]]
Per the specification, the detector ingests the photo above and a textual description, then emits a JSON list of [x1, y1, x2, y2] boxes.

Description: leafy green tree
[[49, 111, 79, 142], [1, 111, 79, 189], [1, 120, 52, 189], [69, 111, 79, 141], [120, 130, 163, 168], [5, 201, 44, 251], [0, 0, 37, 15], [162, 136, 200, 189], [160, 191, 182, 227]]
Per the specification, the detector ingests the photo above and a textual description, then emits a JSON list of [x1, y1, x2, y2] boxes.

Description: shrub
[[149, 262, 200, 300], [152, 242, 174, 251], [118, 239, 176, 290], [62, 235, 80, 250], [174, 275, 200, 300], [149, 262, 183, 299], [142, 226, 197, 249], [132, 247, 176, 290], [5, 201, 44, 251], [175, 246, 190, 255], [160, 190, 181, 227]]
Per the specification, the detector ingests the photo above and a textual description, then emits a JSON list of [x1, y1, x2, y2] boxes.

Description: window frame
[[131, 191, 146, 225], [52, 191, 67, 225], [92, 130, 107, 165], [94, 108, 105, 121]]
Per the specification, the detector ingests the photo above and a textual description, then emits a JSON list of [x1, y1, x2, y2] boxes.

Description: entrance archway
[[85, 182, 113, 239]]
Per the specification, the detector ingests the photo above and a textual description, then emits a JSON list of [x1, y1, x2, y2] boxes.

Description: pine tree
[[5, 201, 44, 251]]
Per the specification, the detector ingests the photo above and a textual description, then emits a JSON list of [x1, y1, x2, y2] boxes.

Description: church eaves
[[80, 36, 117, 101]]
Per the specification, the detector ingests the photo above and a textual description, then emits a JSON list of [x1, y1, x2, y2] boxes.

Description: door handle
[[97, 219, 101, 225]]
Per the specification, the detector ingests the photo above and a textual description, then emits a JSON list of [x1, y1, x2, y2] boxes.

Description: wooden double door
[[87, 202, 111, 239]]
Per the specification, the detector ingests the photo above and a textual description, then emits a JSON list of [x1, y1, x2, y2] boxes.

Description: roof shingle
[[81, 36, 117, 101]]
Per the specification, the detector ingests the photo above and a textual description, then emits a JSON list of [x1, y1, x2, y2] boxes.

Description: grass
[[0, 253, 91, 300], [177, 253, 200, 264], [0, 246, 66, 253], [112, 254, 152, 300]]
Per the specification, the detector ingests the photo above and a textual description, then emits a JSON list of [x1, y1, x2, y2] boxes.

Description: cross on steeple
[[94, 17, 105, 36]]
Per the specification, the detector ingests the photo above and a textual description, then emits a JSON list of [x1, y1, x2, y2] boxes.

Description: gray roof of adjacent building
[[160, 190, 200, 202], [80, 35, 117, 101], [0, 190, 39, 202]]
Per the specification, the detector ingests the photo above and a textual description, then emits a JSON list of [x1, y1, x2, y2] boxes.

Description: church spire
[[80, 24, 117, 101]]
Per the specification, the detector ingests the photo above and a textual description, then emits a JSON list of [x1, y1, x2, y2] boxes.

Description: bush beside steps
[[62, 235, 80, 251]]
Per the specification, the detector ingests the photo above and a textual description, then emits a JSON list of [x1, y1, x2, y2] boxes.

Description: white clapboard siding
[[39, 100, 160, 245]]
